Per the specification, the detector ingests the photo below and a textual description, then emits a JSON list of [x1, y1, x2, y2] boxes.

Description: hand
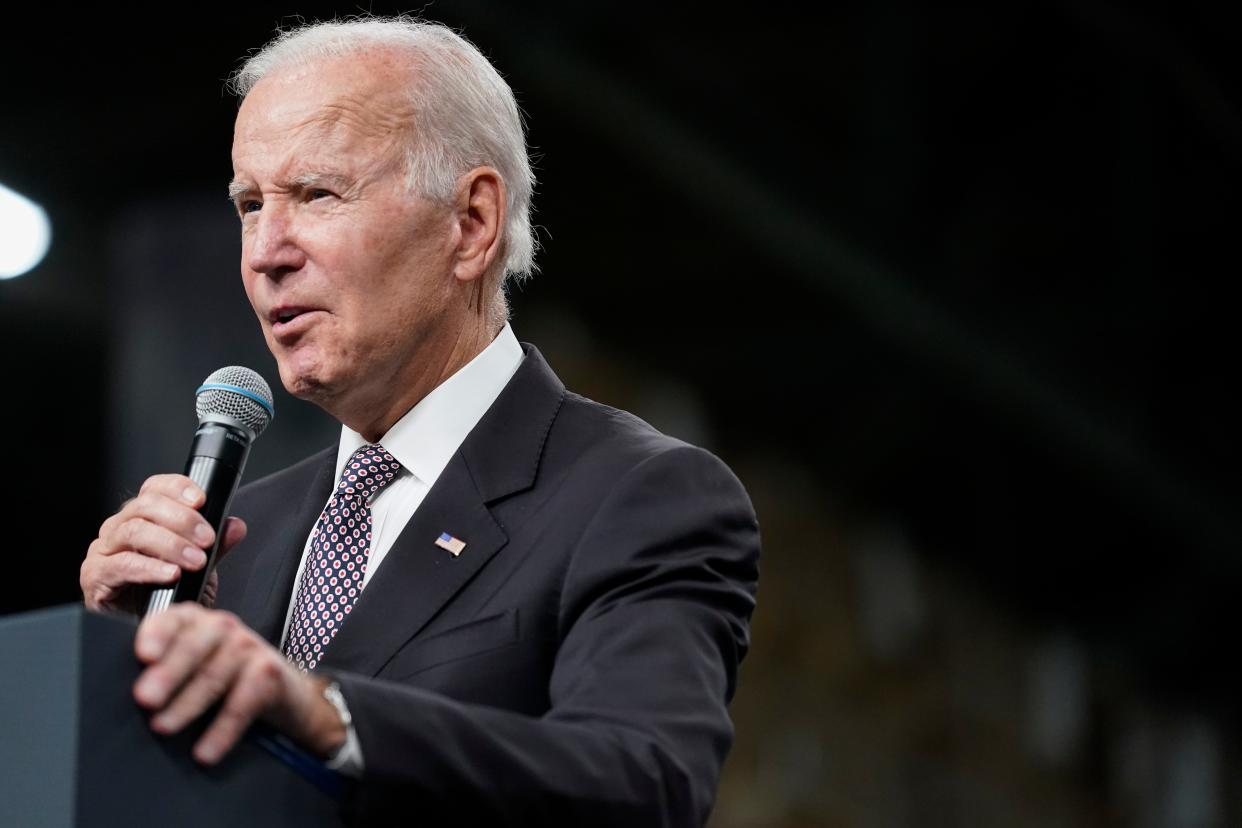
[[133, 603, 347, 764], [81, 474, 247, 613]]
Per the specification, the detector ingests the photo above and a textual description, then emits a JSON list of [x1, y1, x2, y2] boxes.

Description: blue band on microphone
[[195, 383, 276, 417]]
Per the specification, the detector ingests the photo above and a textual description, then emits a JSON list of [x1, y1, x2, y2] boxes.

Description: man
[[80, 17, 759, 826]]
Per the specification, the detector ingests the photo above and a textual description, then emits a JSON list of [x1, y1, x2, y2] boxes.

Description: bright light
[[0, 182, 52, 279]]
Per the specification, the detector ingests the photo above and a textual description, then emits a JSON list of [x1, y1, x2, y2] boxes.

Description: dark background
[[1, 3, 1238, 825]]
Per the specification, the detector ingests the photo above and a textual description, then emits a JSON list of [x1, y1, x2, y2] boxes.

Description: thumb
[[214, 516, 249, 566]]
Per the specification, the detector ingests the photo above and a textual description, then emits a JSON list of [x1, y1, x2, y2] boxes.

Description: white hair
[[228, 16, 537, 319]]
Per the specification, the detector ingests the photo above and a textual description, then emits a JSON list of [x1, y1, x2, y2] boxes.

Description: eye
[[237, 199, 262, 216], [307, 189, 334, 201]]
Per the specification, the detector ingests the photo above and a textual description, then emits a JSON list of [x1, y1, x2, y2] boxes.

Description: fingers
[[99, 486, 215, 565], [134, 602, 199, 667], [140, 473, 207, 507], [200, 571, 220, 608], [193, 657, 285, 764], [107, 515, 210, 569], [147, 632, 245, 737], [135, 606, 258, 749], [82, 475, 214, 613], [82, 551, 180, 606], [136, 609, 231, 703], [133, 604, 309, 766]]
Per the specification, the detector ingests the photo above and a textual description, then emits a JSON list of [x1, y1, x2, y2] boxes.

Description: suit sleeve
[[333, 445, 760, 827]]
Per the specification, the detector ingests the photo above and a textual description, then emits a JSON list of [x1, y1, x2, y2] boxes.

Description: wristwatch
[[321, 680, 352, 759]]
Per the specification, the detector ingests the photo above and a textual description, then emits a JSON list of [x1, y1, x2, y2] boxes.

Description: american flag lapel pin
[[435, 532, 467, 556]]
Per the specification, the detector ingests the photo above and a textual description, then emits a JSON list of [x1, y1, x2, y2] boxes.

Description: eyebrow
[[227, 173, 352, 202], [289, 172, 352, 192]]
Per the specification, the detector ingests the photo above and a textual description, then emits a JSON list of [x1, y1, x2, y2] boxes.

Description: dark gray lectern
[[0, 605, 345, 828]]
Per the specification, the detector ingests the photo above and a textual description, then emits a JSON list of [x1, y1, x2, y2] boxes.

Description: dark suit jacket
[[215, 345, 760, 826]]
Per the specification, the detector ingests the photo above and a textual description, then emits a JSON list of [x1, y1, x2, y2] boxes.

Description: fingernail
[[194, 523, 214, 545], [152, 713, 175, 732], [182, 547, 207, 567], [196, 741, 221, 764], [182, 487, 200, 503]]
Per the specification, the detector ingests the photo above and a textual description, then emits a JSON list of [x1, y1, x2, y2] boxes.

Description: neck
[[333, 319, 500, 443]]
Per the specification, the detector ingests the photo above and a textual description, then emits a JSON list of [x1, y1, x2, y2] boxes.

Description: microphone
[[145, 366, 275, 616]]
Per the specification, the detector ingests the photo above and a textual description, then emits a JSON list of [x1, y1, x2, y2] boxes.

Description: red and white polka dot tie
[[283, 443, 401, 671]]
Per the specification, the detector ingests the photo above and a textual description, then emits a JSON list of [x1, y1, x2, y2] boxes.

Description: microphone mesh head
[[195, 366, 275, 437]]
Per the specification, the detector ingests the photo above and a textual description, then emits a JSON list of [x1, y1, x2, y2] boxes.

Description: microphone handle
[[145, 420, 252, 616]]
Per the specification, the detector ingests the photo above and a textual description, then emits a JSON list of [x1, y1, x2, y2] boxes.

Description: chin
[[277, 358, 335, 403]]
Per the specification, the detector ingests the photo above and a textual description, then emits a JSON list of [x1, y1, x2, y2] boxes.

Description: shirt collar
[[335, 323, 524, 485]]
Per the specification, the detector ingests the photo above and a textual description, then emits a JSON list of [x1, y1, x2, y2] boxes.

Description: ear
[[452, 167, 506, 286]]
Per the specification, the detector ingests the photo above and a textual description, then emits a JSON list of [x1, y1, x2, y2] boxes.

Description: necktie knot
[[335, 443, 401, 501]]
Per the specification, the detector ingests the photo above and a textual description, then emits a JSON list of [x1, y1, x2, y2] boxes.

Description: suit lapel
[[318, 344, 567, 677], [315, 452, 507, 676]]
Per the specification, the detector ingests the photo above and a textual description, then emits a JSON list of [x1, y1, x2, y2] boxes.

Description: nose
[[244, 202, 306, 278]]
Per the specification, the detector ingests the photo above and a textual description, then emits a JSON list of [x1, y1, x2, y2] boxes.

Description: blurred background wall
[[1, 3, 1238, 825]]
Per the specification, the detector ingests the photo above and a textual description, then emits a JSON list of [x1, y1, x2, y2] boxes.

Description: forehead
[[232, 51, 417, 165]]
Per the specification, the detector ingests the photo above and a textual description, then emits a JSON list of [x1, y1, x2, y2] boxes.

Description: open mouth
[[270, 306, 314, 324], [270, 307, 321, 337]]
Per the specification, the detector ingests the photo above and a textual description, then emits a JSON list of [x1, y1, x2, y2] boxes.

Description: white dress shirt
[[280, 323, 524, 772]]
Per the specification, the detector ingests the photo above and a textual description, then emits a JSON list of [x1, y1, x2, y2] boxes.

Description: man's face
[[230, 53, 458, 411]]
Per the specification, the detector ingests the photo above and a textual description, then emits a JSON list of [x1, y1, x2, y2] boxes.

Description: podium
[[0, 605, 345, 827]]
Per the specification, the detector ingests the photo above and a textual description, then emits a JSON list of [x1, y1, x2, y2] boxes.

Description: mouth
[[270, 305, 308, 323], [269, 306, 323, 339]]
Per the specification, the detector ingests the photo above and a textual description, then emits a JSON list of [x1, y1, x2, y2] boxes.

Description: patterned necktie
[[284, 443, 401, 671]]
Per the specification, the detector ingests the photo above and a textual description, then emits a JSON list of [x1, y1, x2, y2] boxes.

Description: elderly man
[[80, 17, 758, 826]]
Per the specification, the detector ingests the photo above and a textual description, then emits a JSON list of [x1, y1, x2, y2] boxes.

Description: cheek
[[240, 272, 262, 316]]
